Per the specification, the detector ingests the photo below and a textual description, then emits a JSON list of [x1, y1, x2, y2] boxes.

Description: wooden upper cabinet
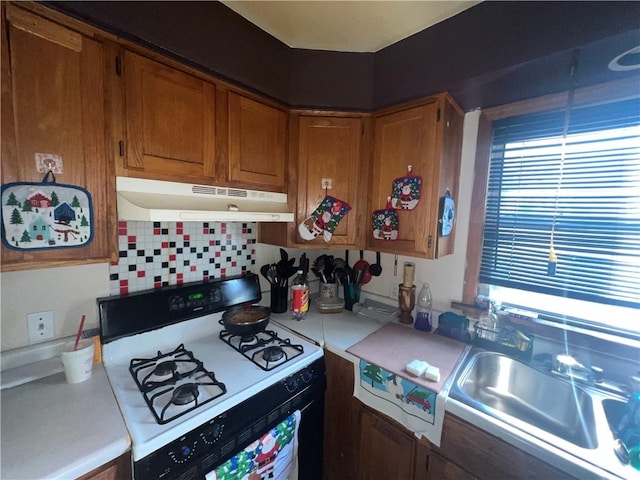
[[117, 50, 217, 181], [228, 92, 287, 191], [295, 115, 363, 246], [368, 93, 463, 259], [1, 3, 113, 271]]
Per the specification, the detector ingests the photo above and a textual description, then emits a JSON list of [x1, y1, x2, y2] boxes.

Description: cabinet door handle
[[118, 141, 125, 157], [425, 453, 430, 472]]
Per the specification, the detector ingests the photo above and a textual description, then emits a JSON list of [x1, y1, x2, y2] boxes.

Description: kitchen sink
[[448, 348, 637, 479], [452, 350, 598, 448]]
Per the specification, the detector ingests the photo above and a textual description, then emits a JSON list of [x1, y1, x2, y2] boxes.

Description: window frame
[[462, 77, 640, 318]]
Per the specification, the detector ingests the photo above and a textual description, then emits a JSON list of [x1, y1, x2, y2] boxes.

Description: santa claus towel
[[207, 410, 301, 480]]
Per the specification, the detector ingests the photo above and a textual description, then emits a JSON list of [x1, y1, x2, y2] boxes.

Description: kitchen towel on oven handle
[[207, 410, 301, 480], [1, 171, 94, 251], [353, 360, 446, 447]]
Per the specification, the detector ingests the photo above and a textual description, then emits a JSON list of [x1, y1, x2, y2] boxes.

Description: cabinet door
[[369, 102, 438, 257], [77, 451, 131, 480], [368, 95, 463, 259], [438, 414, 577, 480], [228, 92, 286, 190], [323, 351, 359, 480], [425, 452, 478, 480], [358, 407, 415, 480], [296, 116, 362, 246], [121, 50, 216, 180], [1, 4, 112, 270]]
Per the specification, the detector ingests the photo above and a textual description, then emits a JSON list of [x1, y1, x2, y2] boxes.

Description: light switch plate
[[27, 311, 55, 343]]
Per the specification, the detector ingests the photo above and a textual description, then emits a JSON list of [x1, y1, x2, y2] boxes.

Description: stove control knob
[[169, 441, 197, 463], [283, 376, 300, 392], [201, 423, 224, 444], [301, 369, 314, 383], [169, 295, 185, 312]]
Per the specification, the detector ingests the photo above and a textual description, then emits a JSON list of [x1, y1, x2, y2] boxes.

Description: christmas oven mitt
[[298, 196, 351, 242], [372, 197, 399, 240], [391, 165, 422, 210]]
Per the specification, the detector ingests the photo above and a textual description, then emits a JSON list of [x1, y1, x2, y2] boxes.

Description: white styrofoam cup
[[60, 339, 94, 383]]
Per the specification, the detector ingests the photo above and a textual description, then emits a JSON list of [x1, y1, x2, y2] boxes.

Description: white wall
[[0, 263, 110, 351], [0, 110, 481, 352]]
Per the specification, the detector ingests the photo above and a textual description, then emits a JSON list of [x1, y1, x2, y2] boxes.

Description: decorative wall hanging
[[298, 195, 351, 242], [439, 189, 455, 237], [1, 171, 94, 251], [372, 197, 399, 240], [391, 165, 422, 210]]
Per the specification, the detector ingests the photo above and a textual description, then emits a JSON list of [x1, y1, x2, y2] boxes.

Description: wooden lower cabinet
[[358, 406, 415, 480], [434, 414, 576, 480], [323, 350, 578, 480], [77, 452, 131, 480], [323, 350, 359, 480]]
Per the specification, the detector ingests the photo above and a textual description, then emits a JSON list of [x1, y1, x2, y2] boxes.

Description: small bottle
[[414, 282, 433, 332], [478, 301, 498, 340], [290, 269, 309, 320]]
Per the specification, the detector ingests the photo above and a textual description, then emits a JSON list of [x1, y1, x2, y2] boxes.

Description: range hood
[[116, 177, 294, 223]]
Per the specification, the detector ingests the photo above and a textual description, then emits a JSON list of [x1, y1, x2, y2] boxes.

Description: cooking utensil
[[221, 305, 271, 335], [352, 250, 372, 285], [369, 251, 382, 277], [260, 264, 272, 284]]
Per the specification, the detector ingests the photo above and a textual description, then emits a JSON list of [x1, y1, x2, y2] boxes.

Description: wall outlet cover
[[27, 311, 55, 343]]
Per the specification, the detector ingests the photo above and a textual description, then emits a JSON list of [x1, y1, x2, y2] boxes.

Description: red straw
[[73, 314, 86, 351]]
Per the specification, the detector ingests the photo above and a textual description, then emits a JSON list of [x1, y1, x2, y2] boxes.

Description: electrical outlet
[[389, 283, 399, 299], [27, 311, 54, 343]]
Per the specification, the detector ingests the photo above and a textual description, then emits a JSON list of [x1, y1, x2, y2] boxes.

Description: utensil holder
[[344, 283, 362, 311], [320, 282, 339, 299], [270, 285, 288, 313]]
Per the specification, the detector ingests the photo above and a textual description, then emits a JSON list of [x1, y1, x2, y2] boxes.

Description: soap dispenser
[[414, 282, 433, 332]]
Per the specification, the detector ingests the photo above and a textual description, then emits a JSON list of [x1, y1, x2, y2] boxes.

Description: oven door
[[204, 395, 324, 480]]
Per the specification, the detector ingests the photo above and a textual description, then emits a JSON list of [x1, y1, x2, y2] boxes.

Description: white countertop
[[270, 304, 386, 361], [1, 364, 131, 479]]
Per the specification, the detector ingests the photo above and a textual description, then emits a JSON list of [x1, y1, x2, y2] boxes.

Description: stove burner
[[129, 344, 226, 424], [262, 346, 285, 362], [240, 335, 258, 346], [172, 383, 199, 405], [154, 360, 177, 378], [219, 324, 304, 371]]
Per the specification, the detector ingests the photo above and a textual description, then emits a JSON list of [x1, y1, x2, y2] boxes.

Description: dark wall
[[48, 1, 640, 112], [289, 50, 374, 110], [374, 1, 640, 110], [48, 1, 292, 103]]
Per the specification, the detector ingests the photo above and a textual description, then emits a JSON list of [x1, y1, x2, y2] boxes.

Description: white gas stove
[[98, 274, 325, 480]]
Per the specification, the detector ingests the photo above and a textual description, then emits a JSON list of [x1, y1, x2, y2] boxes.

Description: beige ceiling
[[220, 1, 481, 53]]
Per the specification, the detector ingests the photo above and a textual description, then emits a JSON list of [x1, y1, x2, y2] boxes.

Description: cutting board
[[347, 322, 466, 393]]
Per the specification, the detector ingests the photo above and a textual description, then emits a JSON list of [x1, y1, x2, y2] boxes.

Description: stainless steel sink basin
[[448, 348, 637, 479], [453, 350, 597, 448]]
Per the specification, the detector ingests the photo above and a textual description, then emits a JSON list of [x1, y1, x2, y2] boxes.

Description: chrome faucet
[[551, 353, 596, 384]]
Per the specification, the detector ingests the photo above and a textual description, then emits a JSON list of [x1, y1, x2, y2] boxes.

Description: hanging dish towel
[[207, 410, 300, 480], [1, 171, 93, 251], [353, 360, 446, 446]]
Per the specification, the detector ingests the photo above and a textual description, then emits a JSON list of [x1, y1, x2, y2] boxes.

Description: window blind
[[480, 97, 640, 310]]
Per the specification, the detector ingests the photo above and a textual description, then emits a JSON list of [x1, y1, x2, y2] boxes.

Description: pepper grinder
[[398, 262, 416, 324]]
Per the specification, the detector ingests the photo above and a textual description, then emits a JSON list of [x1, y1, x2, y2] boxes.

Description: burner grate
[[129, 344, 227, 425], [218, 324, 304, 371]]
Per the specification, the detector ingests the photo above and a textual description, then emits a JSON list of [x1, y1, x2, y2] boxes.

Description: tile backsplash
[[110, 221, 256, 295]]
